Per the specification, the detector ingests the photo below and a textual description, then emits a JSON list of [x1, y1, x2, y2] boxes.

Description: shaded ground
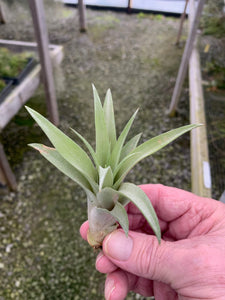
[[0, 1, 224, 299]]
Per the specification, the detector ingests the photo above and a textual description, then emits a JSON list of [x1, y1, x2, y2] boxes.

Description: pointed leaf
[[99, 166, 113, 191], [114, 124, 201, 188], [70, 127, 99, 168], [118, 182, 161, 242], [29, 143, 92, 191], [103, 89, 117, 150], [92, 85, 110, 166], [26, 107, 97, 190], [97, 202, 129, 236], [120, 133, 142, 161], [109, 202, 129, 236], [109, 109, 139, 170], [97, 187, 118, 210]]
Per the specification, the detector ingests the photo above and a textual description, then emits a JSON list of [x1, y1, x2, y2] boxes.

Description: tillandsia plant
[[26, 85, 199, 248]]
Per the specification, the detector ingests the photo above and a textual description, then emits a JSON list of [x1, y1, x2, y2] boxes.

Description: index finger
[[128, 184, 216, 222]]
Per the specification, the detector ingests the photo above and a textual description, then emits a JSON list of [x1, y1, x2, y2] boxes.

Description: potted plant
[[26, 85, 199, 248], [0, 47, 36, 85]]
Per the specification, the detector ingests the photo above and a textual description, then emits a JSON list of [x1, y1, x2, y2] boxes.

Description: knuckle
[[134, 236, 163, 279]]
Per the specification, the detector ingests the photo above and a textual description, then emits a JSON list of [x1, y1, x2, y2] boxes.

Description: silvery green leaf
[[29, 143, 93, 192], [92, 84, 110, 167], [118, 182, 161, 242], [25, 107, 98, 190], [99, 166, 113, 191], [109, 109, 139, 170], [70, 127, 99, 168], [97, 187, 118, 210], [103, 89, 117, 150], [120, 133, 142, 161], [114, 124, 201, 188], [97, 202, 129, 236]]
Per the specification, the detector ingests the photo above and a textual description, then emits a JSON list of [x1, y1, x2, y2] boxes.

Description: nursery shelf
[[0, 40, 63, 131], [0, 39, 63, 190]]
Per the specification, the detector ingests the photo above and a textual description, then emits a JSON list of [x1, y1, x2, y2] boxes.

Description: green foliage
[[137, 12, 164, 21], [201, 0, 225, 38], [204, 60, 225, 90], [0, 48, 31, 77], [26, 85, 200, 243]]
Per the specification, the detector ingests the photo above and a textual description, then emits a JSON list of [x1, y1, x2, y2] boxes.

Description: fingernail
[[104, 230, 133, 261], [105, 277, 115, 300]]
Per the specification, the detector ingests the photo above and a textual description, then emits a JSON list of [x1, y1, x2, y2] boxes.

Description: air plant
[[26, 85, 199, 248]]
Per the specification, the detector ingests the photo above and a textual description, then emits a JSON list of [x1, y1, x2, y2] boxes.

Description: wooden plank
[[0, 39, 63, 59], [0, 42, 63, 131], [189, 0, 211, 198], [0, 65, 41, 131], [0, 143, 17, 191], [78, 0, 87, 32], [168, 0, 205, 116], [28, 0, 59, 126]]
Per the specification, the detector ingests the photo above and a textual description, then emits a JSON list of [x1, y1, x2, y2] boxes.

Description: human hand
[[80, 184, 225, 300]]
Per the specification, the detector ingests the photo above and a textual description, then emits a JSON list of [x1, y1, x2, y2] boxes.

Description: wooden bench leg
[[0, 4, 6, 24], [0, 143, 17, 191]]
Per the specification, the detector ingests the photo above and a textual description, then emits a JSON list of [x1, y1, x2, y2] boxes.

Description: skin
[[80, 184, 225, 300]]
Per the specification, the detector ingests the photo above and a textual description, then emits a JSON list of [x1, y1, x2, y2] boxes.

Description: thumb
[[102, 229, 181, 285]]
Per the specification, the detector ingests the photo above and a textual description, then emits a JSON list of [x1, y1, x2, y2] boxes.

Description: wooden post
[[128, 0, 132, 13], [0, 143, 17, 191], [78, 0, 87, 32], [168, 0, 205, 116], [189, 0, 211, 197], [175, 0, 189, 45], [28, 0, 59, 126], [0, 3, 6, 24]]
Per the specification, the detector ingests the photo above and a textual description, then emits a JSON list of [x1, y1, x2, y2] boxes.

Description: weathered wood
[[0, 65, 41, 131], [0, 143, 17, 191], [0, 40, 63, 65], [0, 3, 6, 24], [28, 0, 59, 126], [128, 0, 133, 13], [175, 0, 189, 45], [189, 0, 211, 198], [168, 0, 205, 116], [0, 41, 63, 131], [78, 0, 87, 32]]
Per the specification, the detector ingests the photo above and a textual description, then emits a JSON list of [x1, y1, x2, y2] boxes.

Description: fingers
[[139, 184, 216, 223], [96, 252, 117, 273], [80, 220, 89, 241], [102, 229, 185, 286], [153, 281, 177, 300], [105, 270, 129, 300], [105, 269, 153, 300]]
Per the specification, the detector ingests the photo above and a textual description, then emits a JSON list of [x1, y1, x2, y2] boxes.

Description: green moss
[[0, 48, 31, 78], [137, 12, 164, 21]]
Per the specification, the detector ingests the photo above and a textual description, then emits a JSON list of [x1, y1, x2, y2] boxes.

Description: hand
[[80, 184, 225, 300]]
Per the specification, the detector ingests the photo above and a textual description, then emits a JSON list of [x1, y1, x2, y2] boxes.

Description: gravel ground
[[0, 1, 224, 299]]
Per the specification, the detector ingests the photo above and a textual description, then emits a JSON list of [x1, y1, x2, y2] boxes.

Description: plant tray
[[0, 80, 13, 105], [2, 57, 37, 85]]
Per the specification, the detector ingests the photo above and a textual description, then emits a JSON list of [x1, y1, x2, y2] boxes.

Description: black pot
[[0, 80, 13, 105]]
